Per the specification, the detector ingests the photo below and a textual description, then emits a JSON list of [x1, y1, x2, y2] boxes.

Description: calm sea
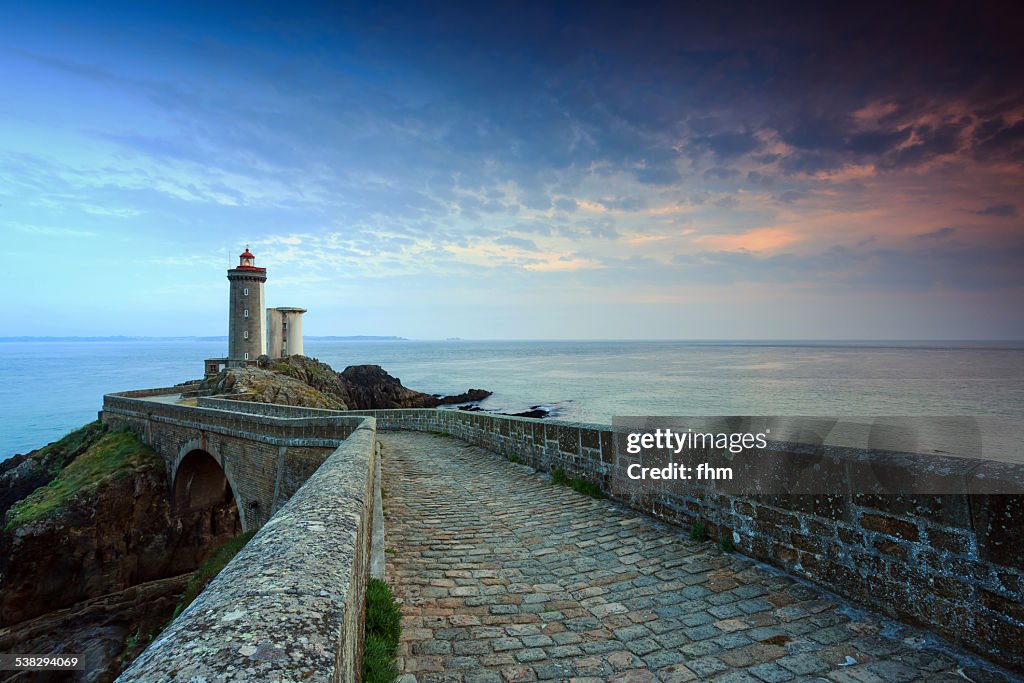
[[1, 340, 1022, 458]]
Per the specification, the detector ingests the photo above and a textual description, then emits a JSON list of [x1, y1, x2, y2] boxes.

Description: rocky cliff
[[0, 424, 241, 682], [0, 422, 106, 525], [199, 354, 491, 410], [200, 363, 345, 409]]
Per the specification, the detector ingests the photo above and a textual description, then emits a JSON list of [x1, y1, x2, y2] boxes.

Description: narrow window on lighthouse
[[243, 288, 249, 296], [244, 330, 249, 339], [244, 309, 249, 317], [244, 352, 249, 360]]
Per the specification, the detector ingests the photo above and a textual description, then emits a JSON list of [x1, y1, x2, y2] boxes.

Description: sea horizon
[[3, 338, 1022, 459], [2, 335, 1022, 345]]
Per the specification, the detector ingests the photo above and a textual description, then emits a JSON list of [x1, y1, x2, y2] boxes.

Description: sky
[[1, 1, 1022, 339]]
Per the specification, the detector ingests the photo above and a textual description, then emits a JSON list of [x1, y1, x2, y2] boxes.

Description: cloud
[[494, 235, 539, 251], [977, 203, 1018, 218], [3, 2, 1024, 337], [914, 227, 957, 241], [695, 227, 800, 253], [704, 167, 740, 180], [688, 130, 760, 159], [12, 223, 97, 237], [773, 189, 809, 204], [522, 253, 601, 272]]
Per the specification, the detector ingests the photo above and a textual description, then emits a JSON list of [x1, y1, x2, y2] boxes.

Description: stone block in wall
[[852, 493, 971, 528], [997, 569, 1024, 595], [971, 611, 1024, 669], [924, 525, 973, 556], [859, 512, 920, 541], [752, 505, 800, 530], [555, 425, 579, 456], [971, 494, 1024, 569], [530, 422, 545, 447], [580, 428, 600, 450]]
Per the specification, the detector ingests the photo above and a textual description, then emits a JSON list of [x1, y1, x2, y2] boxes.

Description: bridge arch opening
[[173, 450, 243, 533]]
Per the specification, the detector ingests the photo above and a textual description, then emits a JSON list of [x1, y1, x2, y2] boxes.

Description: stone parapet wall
[[348, 408, 1024, 670], [117, 419, 379, 682], [105, 394, 363, 446], [198, 396, 349, 418], [109, 386, 185, 398]]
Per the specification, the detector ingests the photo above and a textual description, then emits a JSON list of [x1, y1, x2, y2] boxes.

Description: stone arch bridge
[[102, 388, 366, 531]]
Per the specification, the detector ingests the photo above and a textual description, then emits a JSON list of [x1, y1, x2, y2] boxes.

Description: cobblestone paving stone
[[381, 432, 1019, 683]]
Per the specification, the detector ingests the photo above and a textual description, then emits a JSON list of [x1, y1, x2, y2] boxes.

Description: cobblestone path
[[381, 432, 1015, 683]]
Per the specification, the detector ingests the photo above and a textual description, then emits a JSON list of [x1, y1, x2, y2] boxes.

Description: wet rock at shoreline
[[436, 388, 492, 405], [509, 406, 551, 418]]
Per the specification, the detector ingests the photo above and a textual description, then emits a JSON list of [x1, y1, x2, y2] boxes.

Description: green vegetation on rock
[[5, 428, 160, 530], [30, 421, 107, 476], [550, 467, 604, 499], [363, 577, 402, 683], [689, 522, 708, 542], [1, 421, 108, 523]]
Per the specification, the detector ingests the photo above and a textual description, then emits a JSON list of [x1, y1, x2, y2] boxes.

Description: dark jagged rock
[[455, 404, 549, 418], [339, 364, 440, 409], [436, 388, 493, 405], [509, 407, 550, 418], [0, 575, 190, 683]]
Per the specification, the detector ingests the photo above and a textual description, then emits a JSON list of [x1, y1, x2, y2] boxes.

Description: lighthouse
[[203, 247, 309, 377], [226, 247, 267, 367]]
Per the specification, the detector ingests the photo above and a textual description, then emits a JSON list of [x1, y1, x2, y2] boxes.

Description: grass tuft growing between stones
[[550, 467, 604, 499], [363, 578, 402, 683], [6, 428, 159, 530], [689, 522, 708, 542], [551, 467, 569, 486]]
